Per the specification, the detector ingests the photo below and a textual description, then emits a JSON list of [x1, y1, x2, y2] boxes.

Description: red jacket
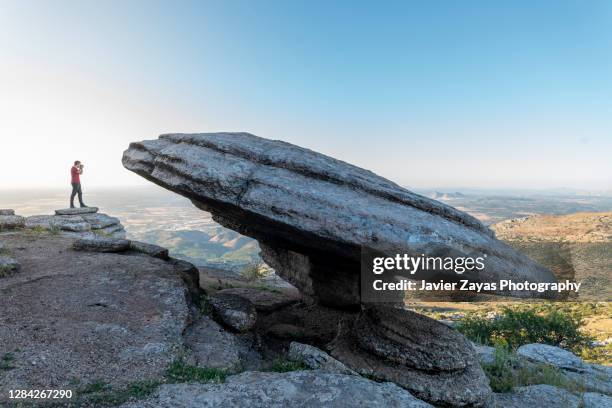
[[71, 166, 80, 184]]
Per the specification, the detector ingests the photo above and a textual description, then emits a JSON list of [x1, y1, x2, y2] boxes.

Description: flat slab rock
[[517, 343, 587, 372], [55, 207, 99, 215], [118, 370, 433, 408], [0, 233, 193, 403], [131, 240, 170, 260], [490, 385, 580, 408], [73, 236, 131, 253], [25, 213, 125, 238], [214, 287, 298, 312], [123, 132, 558, 306]]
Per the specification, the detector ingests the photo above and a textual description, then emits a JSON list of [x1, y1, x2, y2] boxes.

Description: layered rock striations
[[123, 132, 557, 306]]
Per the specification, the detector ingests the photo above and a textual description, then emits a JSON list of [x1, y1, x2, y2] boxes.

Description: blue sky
[[1, 0, 611, 189]]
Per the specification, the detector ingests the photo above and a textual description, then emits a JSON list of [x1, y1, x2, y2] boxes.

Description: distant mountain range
[[134, 228, 260, 271], [429, 191, 466, 200]]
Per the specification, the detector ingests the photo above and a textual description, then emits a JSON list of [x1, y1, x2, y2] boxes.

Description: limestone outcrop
[[121, 132, 567, 407], [122, 132, 557, 306], [25, 207, 126, 238], [0, 213, 25, 230], [0, 233, 197, 405], [118, 370, 434, 408]]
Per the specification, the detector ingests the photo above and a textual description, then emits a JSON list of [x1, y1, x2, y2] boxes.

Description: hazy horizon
[[2, 1, 611, 190]]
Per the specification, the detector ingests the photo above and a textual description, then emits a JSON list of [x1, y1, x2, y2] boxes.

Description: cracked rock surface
[[0, 233, 192, 404]]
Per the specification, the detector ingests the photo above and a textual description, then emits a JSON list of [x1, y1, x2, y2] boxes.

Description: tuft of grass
[[0, 352, 16, 370], [78, 379, 112, 394], [267, 358, 309, 373], [481, 342, 580, 393], [165, 359, 227, 384], [240, 262, 271, 282], [457, 305, 592, 353], [77, 380, 161, 407], [198, 295, 213, 317], [28, 225, 48, 234]]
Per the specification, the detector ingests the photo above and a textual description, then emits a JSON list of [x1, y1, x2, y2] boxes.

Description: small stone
[[130, 241, 169, 260], [209, 292, 257, 332], [288, 342, 357, 375], [517, 343, 586, 372], [73, 237, 131, 253], [96, 224, 127, 238], [0, 209, 15, 215], [471, 342, 496, 365], [55, 207, 99, 215]]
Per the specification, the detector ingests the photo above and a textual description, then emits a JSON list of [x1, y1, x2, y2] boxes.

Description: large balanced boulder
[[122, 132, 562, 407], [123, 132, 557, 307]]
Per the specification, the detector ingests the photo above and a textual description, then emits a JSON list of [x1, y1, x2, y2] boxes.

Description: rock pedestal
[[120, 132, 563, 407], [329, 306, 491, 407]]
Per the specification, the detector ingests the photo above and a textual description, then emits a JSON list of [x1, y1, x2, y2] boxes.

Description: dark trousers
[[70, 183, 84, 207]]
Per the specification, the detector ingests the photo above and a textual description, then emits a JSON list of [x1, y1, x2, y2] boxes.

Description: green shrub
[[458, 305, 592, 353], [0, 353, 16, 370], [481, 343, 515, 392], [240, 262, 271, 282], [268, 358, 309, 373]]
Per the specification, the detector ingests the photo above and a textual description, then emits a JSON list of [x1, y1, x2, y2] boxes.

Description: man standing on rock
[[70, 160, 88, 208]]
